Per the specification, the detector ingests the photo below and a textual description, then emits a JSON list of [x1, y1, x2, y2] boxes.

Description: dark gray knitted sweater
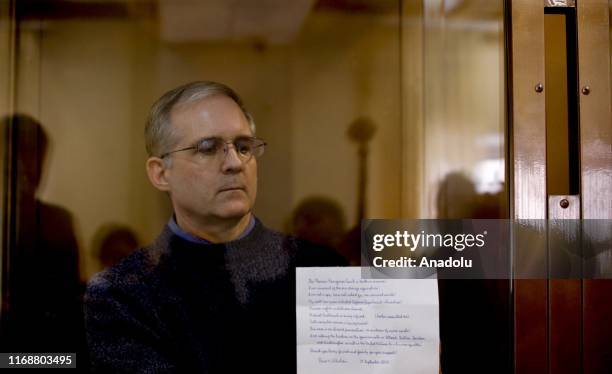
[[84, 219, 345, 373]]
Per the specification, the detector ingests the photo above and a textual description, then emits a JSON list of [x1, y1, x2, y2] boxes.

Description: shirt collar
[[168, 214, 256, 245]]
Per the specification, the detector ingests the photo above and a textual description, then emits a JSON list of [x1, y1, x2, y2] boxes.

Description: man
[[84, 81, 345, 373]]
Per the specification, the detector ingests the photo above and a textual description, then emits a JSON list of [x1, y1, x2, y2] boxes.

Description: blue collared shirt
[[168, 215, 256, 244]]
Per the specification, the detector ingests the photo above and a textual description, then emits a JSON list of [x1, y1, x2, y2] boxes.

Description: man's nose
[[220, 144, 244, 173]]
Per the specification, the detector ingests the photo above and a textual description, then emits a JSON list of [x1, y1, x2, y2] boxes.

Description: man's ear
[[146, 157, 171, 192]]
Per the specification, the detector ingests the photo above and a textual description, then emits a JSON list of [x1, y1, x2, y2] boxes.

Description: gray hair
[[145, 81, 256, 157]]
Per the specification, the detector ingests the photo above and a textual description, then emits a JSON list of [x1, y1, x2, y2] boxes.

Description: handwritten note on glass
[[296, 267, 439, 374]]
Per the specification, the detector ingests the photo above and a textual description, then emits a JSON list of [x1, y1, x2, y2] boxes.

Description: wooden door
[[510, 0, 611, 373]]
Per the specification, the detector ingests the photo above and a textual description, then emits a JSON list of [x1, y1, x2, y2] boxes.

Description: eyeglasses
[[160, 136, 266, 163]]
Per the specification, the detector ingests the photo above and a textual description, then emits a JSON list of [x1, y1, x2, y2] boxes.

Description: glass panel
[[413, 1, 511, 373], [422, 0, 507, 220], [0, 0, 13, 116], [1, 0, 512, 371], [0, 0, 15, 334], [1, 0, 404, 358]]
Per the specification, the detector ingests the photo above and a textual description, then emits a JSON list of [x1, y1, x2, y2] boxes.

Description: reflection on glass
[[423, 0, 507, 219], [1, 114, 85, 357], [417, 2, 511, 374], [0, 0, 513, 370], [5, 0, 404, 278]]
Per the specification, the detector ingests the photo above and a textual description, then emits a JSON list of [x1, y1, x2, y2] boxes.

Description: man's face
[[163, 95, 257, 224]]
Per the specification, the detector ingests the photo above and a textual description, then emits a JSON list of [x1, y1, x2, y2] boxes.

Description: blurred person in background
[[0, 115, 86, 362], [92, 223, 139, 270]]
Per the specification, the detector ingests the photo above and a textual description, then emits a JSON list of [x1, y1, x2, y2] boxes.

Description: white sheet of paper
[[296, 267, 439, 374]]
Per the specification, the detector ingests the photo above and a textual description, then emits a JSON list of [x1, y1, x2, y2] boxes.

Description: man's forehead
[[170, 95, 251, 136]]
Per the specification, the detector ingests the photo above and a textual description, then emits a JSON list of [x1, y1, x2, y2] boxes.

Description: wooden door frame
[[509, 0, 611, 373]]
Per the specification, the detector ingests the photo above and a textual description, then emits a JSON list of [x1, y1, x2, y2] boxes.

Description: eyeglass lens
[[196, 137, 265, 159]]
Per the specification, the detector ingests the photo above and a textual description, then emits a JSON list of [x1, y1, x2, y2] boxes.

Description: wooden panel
[[583, 280, 612, 374], [577, 0, 612, 219], [514, 279, 548, 373], [510, 0, 547, 220], [549, 195, 581, 374], [549, 195, 579, 219], [549, 279, 582, 374], [577, 1, 612, 374], [510, 0, 548, 373]]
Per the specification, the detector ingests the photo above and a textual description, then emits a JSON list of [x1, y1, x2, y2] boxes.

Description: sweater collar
[[167, 214, 256, 245]]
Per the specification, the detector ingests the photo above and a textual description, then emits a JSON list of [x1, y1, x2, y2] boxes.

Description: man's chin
[[215, 204, 251, 221]]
